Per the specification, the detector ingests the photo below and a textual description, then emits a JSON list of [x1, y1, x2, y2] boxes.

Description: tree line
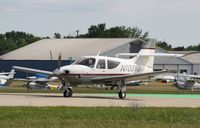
[[79, 23, 149, 39], [0, 31, 41, 55], [0, 23, 199, 55], [157, 41, 200, 51], [54, 23, 149, 39]]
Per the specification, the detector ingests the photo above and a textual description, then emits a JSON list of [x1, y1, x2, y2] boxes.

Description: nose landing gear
[[62, 82, 73, 97], [63, 87, 73, 97]]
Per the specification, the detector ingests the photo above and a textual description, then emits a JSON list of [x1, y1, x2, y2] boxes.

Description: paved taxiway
[[1, 93, 200, 107]]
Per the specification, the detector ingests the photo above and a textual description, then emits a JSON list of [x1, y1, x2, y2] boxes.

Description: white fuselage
[[55, 56, 153, 85]]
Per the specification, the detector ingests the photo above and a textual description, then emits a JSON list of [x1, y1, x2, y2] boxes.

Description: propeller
[[53, 53, 63, 76], [58, 53, 62, 69]]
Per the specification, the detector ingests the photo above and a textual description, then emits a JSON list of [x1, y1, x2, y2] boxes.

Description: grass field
[[1, 82, 200, 128], [1, 82, 200, 94], [1, 80, 200, 94], [0, 107, 200, 128]]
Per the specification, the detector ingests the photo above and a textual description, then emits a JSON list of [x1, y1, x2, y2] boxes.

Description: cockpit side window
[[107, 60, 120, 69], [96, 59, 106, 69], [74, 58, 96, 68]]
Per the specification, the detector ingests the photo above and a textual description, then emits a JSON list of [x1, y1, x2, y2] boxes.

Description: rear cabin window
[[107, 60, 120, 69], [97, 59, 106, 69]]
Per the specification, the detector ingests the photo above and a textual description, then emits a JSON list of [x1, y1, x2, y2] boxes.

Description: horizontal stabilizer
[[116, 53, 183, 57]]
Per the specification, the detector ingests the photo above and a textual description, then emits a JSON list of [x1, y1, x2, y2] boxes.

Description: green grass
[[1, 80, 200, 94], [1, 86, 200, 94], [0, 87, 62, 93], [0, 107, 200, 128]]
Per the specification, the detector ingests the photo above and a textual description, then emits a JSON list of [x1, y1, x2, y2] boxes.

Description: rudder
[[134, 48, 155, 71]]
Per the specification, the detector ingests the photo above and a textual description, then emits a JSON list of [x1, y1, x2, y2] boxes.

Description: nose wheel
[[63, 88, 73, 97]]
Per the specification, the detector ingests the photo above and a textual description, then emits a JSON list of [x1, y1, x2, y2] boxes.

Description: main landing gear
[[118, 80, 126, 99]]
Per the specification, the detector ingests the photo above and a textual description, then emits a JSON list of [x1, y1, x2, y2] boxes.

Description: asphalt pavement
[[1, 93, 200, 107]]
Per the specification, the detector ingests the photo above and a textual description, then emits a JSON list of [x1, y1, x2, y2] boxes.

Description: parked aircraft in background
[[0, 70, 15, 87], [153, 74, 175, 83], [13, 48, 176, 99], [21, 74, 59, 90], [175, 73, 200, 90]]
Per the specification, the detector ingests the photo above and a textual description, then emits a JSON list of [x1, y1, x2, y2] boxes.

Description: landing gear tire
[[118, 91, 126, 99], [63, 88, 73, 97]]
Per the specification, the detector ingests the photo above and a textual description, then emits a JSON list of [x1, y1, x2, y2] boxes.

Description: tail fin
[[8, 69, 15, 79], [134, 48, 155, 71]]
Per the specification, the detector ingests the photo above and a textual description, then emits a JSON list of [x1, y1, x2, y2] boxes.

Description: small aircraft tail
[[134, 48, 155, 71], [8, 69, 15, 79]]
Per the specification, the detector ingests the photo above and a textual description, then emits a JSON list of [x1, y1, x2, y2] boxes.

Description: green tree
[[173, 46, 185, 51], [0, 31, 41, 55], [156, 41, 172, 50], [54, 33, 62, 39], [186, 44, 200, 51], [80, 23, 149, 39]]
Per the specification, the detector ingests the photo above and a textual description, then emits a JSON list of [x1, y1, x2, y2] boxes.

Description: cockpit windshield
[[73, 58, 96, 68]]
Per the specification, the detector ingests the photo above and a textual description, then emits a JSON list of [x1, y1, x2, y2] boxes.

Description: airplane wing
[[188, 75, 200, 79], [92, 70, 172, 83], [177, 74, 200, 79], [12, 66, 53, 75], [25, 79, 51, 82], [13, 78, 52, 83], [0, 72, 10, 75]]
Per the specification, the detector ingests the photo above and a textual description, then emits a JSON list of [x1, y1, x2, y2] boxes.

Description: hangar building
[[154, 49, 200, 75], [0, 38, 149, 77], [0, 38, 200, 77], [0, 38, 148, 60]]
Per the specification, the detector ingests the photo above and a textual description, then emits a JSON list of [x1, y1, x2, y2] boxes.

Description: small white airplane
[[153, 74, 175, 83], [0, 69, 15, 86], [13, 48, 175, 99], [175, 73, 200, 90], [24, 74, 59, 90]]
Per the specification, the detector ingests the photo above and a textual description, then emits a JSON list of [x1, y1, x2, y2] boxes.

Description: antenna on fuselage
[[58, 53, 62, 69], [97, 49, 102, 56]]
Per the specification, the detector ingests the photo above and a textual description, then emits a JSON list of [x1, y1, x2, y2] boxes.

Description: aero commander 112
[[13, 48, 177, 99]]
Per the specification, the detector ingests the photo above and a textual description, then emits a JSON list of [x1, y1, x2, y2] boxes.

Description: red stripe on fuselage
[[64, 73, 129, 76]]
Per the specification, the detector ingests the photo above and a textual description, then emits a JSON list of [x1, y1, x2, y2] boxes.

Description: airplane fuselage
[[56, 56, 153, 85], [12, 48, 159, 99]]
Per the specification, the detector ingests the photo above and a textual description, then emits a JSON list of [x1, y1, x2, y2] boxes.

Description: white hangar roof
[[182, 52, 200, 64], [0, 38, 139, 60]]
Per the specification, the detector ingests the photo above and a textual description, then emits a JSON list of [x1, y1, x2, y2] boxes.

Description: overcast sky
[[0, 0, 200, 47]]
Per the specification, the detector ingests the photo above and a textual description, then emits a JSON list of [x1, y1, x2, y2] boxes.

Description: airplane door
[[96, 59, 106, 73]]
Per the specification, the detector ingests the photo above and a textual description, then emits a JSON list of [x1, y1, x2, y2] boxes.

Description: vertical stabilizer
[[8, 69, 15, 79], [134, 49, 155, 71]]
